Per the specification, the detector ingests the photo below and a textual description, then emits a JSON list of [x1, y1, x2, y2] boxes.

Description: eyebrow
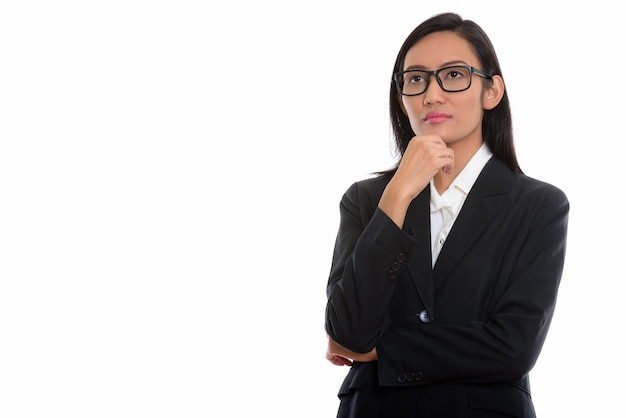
[[404, 60, 469, 71]]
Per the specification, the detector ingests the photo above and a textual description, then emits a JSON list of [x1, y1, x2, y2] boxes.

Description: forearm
[[325, 208, 419, 353], [378, 181, 413, 229], [376, 314, 552, 385], [377, 196, 568, 385]]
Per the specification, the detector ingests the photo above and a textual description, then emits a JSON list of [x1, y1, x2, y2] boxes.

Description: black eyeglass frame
[[393, 65, 491, 96]]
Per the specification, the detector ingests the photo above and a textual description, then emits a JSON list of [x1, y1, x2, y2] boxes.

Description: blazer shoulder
[[475, 158, 569, 224], [483, 157, 568, 206], [340, 174, 393, 226], [515, 172, 569, 207], [501, 172, 571, 229], [343, 173, 392, 204]]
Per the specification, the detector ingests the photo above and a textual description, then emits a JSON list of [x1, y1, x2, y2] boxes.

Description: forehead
[[403, 31, 479, 70]]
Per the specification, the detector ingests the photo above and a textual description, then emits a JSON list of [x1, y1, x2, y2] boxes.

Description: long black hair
[[384, 12, 522, 174]]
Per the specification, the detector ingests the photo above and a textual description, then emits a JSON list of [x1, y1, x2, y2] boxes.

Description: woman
[[324, 12, 569, 418]]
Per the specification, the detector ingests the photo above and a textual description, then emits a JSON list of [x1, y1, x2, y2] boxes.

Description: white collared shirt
[[430, 143, 493, 267]]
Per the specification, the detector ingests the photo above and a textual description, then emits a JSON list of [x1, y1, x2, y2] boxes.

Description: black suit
[[325, 157, 569, 418]]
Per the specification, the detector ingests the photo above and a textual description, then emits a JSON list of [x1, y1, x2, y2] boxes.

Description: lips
[[424, 111, 451, 123]]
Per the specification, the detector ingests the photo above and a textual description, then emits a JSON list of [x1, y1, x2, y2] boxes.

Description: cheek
[[465, 98, 486, 124], [401, 100, 424, 134], [452, 95, 485, 126], [407, 113, 425, 135]]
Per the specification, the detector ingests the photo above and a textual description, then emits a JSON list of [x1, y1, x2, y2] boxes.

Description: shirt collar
[[430, 142, 493, 205], [451, 142, 493, 195]]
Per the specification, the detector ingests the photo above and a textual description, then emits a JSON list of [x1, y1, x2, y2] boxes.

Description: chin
[[414, 126, 449, 139]]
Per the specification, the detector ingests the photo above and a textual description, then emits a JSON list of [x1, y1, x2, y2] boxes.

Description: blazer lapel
[[433, 158, 512, 291], [403, 187, 435, 318]]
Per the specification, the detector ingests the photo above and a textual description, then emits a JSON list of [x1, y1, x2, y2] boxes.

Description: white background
[[1, 1, 623, 417]]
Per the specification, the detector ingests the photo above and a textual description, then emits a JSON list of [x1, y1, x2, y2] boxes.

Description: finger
[[326, 347, 353, 365], [440, 149, 454, 174], [326, 353, 344, 365], [329, 355, 353, 366]]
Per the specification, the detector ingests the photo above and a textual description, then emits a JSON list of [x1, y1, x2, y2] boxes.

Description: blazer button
[[397, 373, 407, 383], [391, 261, 401, 271], [406, 372, 416, 382], [419, 310, 431, 323], [387, 270, 397, 279], [396, 253, 407, 263]]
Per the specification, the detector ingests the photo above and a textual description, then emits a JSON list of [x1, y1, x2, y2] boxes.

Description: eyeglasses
[[394, 65, 490, 96]]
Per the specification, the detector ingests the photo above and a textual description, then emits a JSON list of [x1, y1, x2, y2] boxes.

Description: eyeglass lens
[[399, 66, 473, 95]]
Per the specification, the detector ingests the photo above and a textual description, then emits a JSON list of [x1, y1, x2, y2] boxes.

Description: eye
[[441, 67, 469, 80], [405, 72, 426, 85]]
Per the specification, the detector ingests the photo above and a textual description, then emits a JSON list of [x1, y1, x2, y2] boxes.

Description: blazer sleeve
[[376, 181, 570, 385], [325, 180, 421, 353]]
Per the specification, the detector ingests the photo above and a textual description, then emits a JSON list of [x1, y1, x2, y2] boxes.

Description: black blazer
[[325, 157, 569, 418]]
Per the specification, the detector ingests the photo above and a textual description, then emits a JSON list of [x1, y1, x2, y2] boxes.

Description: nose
[[423, 75, 445, 104]]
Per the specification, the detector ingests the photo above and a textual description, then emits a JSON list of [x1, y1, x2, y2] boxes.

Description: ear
[[482, 75, 505, 110]]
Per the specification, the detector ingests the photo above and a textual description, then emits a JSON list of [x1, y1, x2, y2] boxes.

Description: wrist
[[378, 184, 412, 228]]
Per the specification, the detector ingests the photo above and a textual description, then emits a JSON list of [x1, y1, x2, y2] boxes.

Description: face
[[400, 31, 494, 148]]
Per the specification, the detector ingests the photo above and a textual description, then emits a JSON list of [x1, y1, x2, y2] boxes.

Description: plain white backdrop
[[1, 1, 624, 417]]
